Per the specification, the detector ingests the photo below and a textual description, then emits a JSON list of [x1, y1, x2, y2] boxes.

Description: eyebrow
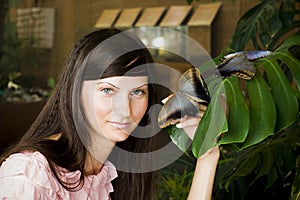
[[134, 84, 148, 89], [97, 82, 148, 90], [97, 82, 120, 89]]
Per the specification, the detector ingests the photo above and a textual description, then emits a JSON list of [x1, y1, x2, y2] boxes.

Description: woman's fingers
[[175, 115, 201, 140], [176, 116, 200, 129], [176, 104, 206, 129], [173, 105, 207, 140], [161, 95, 208, 140]]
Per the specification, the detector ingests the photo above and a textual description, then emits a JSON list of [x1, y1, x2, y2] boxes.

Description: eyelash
[[132, 89, 146, 96], [100, 88, 114, 95], [97, 87, 147, 97]]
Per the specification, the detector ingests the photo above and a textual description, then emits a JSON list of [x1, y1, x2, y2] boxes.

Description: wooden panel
[[114, 7, 141, 28], [94, 9, 120, 28], [122, 0, 156, 8], [188, 2, 222, 26], [159, 5, 192, 27], [188, 26, 211, 54], [0, 101, 45, 153], [135, 7, 165, 27]]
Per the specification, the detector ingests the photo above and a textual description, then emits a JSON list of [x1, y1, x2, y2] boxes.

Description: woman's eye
[[132, 89, 145, 96], [100, 88, 114, 95]]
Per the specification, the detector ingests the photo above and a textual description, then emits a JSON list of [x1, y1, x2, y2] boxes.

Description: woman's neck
[[84, 134, 115, 175], [84, 152, 103, 175]]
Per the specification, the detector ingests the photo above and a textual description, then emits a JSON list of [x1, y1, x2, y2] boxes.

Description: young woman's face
[[81, 76, 149, 143]]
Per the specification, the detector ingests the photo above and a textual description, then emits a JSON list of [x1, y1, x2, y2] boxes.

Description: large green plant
[[165, 0, 300, 199]]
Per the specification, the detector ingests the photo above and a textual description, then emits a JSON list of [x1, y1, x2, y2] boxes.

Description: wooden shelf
[[159, 5, 192, 27], [114, 7, 141, 28], [135, 7, 166, 27], [94, 9, 120, 28], [188, 2, 222, 26]]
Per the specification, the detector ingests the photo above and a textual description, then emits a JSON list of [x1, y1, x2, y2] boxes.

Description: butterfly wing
[[218, 50, 272, 80], [158, 93, 201, 128], [217, 53, 256, 80], [179, 68, 211, 104], [158, 68, 210, 128], [224, 50, 272, 61]]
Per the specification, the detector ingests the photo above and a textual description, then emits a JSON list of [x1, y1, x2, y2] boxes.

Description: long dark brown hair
[[0, 28, 157, 199]]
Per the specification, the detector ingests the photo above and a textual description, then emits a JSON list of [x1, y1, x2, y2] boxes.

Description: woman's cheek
[[133, 98, 148, 123]]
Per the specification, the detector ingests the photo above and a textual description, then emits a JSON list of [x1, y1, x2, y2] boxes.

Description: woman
[[0, 28, 219, 199]]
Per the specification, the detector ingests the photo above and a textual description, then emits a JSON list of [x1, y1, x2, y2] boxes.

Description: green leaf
[[229, 0, 299, 51], [275, 35, 300, 52], [259, 16, 272, 48], [251, 148, 275, 184], [230, 0, 277, 50], [270, 51, 300, 94], [291, 156, 300, 200], [269, 9, 283, 37], [266, 166, 278, 189], [279, 0, 295, 27], [225, 154, 258, 190], [192, 81, 228, 157], [242, 71, 276, 149], [217, 122, 300, 193], [218, 77, 249, 144], [167, 125, 191, 153], [261, 58, 299, 132]]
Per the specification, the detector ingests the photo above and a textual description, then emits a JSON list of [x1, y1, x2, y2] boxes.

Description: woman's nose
[[112, 94, 131, 118]]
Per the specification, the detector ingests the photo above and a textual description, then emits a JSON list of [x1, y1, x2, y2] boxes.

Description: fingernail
[[176, 123, 183, 128]]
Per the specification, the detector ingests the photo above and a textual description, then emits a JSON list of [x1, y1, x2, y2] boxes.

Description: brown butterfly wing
[[158, 68, 210, 128], [158, 92, 203, 128]]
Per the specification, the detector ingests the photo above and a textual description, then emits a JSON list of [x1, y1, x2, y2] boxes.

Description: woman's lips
[[109, 121, 130, 129]]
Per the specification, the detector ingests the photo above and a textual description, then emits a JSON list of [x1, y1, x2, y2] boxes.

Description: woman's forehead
[[99, 76, 148, 87], [82, 76, 148, 89]]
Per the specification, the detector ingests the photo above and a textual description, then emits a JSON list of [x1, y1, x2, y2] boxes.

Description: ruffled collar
[[56, 160, 118, 189]]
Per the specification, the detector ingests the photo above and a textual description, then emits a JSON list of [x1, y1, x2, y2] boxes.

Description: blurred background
[[1, 1, 300, 199], [0, 0, 259, 151]]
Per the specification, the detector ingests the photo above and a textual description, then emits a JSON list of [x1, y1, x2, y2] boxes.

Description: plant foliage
[[230, 0, 300, 51], [167, 0, 300, 199]]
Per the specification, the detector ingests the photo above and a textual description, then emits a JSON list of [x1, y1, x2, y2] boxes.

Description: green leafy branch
[[230, 0, 300, 51]]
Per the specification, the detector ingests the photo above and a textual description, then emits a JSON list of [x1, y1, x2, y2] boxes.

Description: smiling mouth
[[109, 121, 130, 129]]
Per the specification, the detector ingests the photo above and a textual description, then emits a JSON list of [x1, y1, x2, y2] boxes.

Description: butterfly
[[203, 50, 272, 80], [158, 67, 210, 128], [158, 50, 272, 128]]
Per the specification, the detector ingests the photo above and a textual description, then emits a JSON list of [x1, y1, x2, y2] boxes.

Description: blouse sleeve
[[0, 152, 61, 200]]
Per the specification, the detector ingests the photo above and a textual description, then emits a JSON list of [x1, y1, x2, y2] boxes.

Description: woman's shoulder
[[0, 151, 51, 178], [0, 151, 62, 199]]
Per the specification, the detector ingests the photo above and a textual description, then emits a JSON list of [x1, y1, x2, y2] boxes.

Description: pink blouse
[[0, 151, 118, 199]]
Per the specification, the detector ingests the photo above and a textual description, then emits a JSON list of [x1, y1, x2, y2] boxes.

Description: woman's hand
[[175, 104, 207, 140], [162, 96, 220, 200], [161, 94, 208, 140], [173, 108, 220, 200]]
